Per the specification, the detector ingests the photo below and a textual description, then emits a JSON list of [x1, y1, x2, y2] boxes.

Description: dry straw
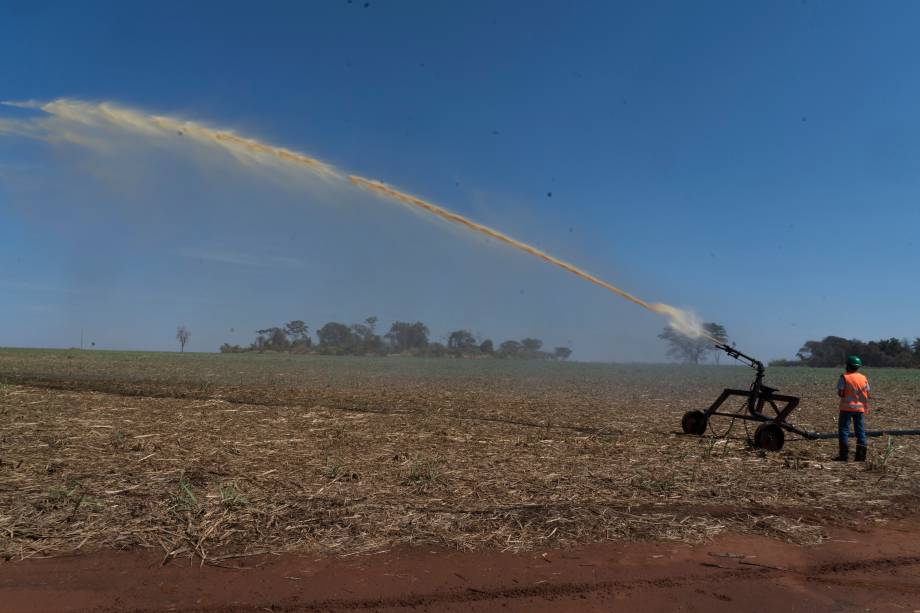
[[1, 371, 918, 564]]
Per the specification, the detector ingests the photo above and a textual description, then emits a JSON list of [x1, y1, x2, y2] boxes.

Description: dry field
[[2, 349, 920, 564]]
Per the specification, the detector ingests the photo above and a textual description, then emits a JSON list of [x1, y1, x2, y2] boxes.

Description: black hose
[[803, 429, 920, 440]]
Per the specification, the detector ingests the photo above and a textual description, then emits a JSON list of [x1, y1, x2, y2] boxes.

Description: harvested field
[[2, 348, 920, 564]]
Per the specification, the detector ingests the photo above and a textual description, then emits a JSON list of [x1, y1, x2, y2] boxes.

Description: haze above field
[[1, 2, 918, 361]]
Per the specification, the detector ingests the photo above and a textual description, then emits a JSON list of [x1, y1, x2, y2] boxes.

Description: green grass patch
[[405, 458, 443, 488], [219, 483, 249, 509]]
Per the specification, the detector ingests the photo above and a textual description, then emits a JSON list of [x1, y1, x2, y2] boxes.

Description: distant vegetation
[[219, 317, 573, 360], [658, 323, 729, 364], [771, 336, 920, 368], [176, 325, 191, 353]]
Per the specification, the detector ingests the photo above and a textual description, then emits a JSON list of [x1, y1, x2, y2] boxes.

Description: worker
[[834, 355, 870, 462]]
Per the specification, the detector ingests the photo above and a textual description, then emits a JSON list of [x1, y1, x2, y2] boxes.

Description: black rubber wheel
[[681, 410, 708, 435], [754, 423, 785, 451]]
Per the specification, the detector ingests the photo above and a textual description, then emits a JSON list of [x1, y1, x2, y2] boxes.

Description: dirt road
[[3, 520, 919, 612]]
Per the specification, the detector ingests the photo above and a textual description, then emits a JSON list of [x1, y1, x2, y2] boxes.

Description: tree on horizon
[[176, 325, 191, 353]]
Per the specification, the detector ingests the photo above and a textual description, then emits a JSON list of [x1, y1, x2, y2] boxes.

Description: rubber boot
[[833, 442, 849, 462], [855, 444, 867, 462]]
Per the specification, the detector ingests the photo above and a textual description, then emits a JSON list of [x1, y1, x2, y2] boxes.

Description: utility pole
[[80, 328, 84, 350]]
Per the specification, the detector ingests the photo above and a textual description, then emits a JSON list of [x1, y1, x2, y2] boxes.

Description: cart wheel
[[754, 423, 785, 451], [681, 410, 708, 435]]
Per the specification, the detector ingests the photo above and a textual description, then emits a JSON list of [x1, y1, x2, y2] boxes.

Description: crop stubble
[[1, 350, 919, 563]]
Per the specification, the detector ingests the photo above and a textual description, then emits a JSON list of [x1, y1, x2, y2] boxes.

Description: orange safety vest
[[839, 372, 870, 413]]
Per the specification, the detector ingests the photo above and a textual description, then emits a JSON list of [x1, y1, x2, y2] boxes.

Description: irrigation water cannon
[[680, 343, 920, 451], [680, 344, 800, 450]]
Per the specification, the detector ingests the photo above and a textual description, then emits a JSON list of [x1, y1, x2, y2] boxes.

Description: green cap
[[846, 355, 862, 367]]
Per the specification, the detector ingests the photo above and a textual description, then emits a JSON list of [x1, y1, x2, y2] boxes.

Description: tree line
[[219, 317, 573, 360], [658, 325, 920, 368], [772, 336, 920, 368]]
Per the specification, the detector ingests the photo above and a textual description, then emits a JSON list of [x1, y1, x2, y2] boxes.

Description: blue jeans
[[838, 412, 867, 446]]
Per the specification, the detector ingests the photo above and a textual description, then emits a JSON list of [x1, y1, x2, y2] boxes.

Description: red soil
[[3, 520, 920, 612]]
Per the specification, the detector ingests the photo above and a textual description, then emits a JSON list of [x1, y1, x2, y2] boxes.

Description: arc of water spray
[[347, 176, 717, 342], [348, 176, 654, 310], [1, 99, 715, 342]]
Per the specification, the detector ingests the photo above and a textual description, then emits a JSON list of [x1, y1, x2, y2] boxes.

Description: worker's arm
[[837, 375, 846, 398]]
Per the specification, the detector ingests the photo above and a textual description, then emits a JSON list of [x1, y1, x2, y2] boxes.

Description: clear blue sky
[[1, 1, 918, 361]]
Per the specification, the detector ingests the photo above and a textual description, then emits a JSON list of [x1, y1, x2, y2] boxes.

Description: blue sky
[[1, 1, 918, 361]]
